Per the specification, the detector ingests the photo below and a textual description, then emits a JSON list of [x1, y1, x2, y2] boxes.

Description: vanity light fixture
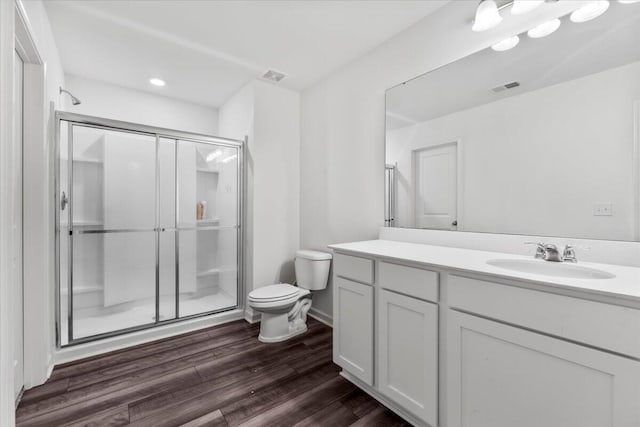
[[511, 0, 544, 15], [491, 35, 520, 51], [149, 77, 166, 87], [527, 18, 561, 38], [472, 0, 503, 32], [570, 0, 610, 23], [618, 0, 639, 3]]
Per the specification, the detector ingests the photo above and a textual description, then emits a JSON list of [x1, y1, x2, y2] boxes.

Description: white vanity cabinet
[[446, 274, 640, 427], [330, 241, 640, 427], [377, 261, 439, 425], [333, 254, 374, 385], [333, 253, 439, 426], [447, 310, 640, 427], [378, 290, 438, 425]]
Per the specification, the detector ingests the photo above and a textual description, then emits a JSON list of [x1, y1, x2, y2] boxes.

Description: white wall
[[18, 0, 66, 390], [65, 74, 219, 135], [388, 61, 640, 241], [0, 0, 67, 420], [219, 80, 300, 319], [300, 1, 591, 319]]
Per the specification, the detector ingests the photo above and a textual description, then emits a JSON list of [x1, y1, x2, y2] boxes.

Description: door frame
[[0, 0, 48, 420], [15, 0, 50, 394], [411, 139, 464, 230]]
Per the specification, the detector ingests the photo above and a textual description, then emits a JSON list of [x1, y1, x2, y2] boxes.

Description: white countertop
[[328, 240, 640, 303]]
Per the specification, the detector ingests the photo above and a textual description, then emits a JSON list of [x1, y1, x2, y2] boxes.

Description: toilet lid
[[249, 284, 299, 301]]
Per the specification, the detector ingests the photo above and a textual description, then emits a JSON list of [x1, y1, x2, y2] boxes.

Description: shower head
[[59, 86, 81, 105]]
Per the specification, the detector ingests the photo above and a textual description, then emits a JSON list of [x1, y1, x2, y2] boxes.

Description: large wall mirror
[[385, 2, 640, 241]]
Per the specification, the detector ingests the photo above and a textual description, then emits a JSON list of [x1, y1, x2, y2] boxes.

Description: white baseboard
[[244, 307, 261, 324], [55, 309, 244, 365], [308, 307, 333, 327]]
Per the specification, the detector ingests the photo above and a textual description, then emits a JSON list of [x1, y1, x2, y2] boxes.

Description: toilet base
[[256, 295, 312, 343], [258, 321, 307, 343]]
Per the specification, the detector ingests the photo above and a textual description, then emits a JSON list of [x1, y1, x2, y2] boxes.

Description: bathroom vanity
[[329, 239, 640, 427]]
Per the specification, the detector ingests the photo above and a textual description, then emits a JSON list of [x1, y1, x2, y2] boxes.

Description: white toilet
[[248, 249, 332, 343]]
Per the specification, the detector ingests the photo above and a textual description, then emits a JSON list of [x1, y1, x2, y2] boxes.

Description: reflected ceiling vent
[[261, 69, 287, 83], [490, 81, 520, 94]]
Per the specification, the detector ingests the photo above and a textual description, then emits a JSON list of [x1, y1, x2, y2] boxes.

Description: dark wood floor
[[16, 318, 410, 427]]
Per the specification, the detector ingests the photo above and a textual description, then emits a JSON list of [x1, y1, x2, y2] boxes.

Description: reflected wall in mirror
[[385, 2, 640, 241]]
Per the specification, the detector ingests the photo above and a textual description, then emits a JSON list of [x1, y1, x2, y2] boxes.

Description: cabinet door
[[378, 290, 438, 425], [447, 310, 640, 427], [333, 276, 373, 385]]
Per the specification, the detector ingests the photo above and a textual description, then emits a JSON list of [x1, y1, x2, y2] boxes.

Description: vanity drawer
[[449, 275, 640, 358], [379, 261, 438, 302], [334, 253, 374, 284]]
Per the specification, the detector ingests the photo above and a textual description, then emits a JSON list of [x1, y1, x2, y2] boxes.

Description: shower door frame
[[54, 111, 245, 347]]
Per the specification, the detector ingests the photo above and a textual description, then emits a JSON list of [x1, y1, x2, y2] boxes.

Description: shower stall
[[55, 112, 243, 346]]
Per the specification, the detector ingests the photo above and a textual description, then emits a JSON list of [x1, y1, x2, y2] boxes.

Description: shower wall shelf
[[72, 157, 103, 164], [197, 218, 220, 226]]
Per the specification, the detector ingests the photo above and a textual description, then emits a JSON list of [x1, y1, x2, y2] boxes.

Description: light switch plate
[[594, 203, 613, 216]]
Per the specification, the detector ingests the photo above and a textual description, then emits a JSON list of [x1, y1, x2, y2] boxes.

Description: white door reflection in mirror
[[413, 142, 457, 230]]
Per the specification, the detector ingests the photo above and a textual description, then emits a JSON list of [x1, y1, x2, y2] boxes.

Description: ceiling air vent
[[261, 69, 287, 83], [490, 81, 520, 94]]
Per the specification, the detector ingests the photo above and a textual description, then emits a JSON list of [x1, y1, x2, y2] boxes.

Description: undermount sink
[[486, 259, 615, 280]]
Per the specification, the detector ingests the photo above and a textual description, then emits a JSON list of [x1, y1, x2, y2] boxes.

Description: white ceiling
[[43, 0, 447, 107], [386, 1, 640, 128]]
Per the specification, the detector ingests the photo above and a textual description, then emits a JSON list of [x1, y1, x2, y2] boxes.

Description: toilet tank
[[294, 249, 332, 291]]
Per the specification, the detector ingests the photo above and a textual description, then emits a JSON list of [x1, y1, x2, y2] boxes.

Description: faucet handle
[[562, 244, 578, 263], [524, 242, 546, 259]]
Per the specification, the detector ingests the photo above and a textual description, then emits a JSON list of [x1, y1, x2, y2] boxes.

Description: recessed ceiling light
[[511, 0, 544, 15], [570, 1, 610, 23], [149, 78, 166, 87], [472, 0, 503, 32], [491, 35, 520, 51], [527, 18, 561, 38]]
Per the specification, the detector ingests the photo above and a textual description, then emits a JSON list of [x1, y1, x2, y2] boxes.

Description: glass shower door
[[61, 124, 160, 344], [57, 113, 243, 346], [177, 140, 240, 318]]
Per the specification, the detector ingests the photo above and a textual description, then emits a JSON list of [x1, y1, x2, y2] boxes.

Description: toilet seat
[[248, 283, 302, 303]]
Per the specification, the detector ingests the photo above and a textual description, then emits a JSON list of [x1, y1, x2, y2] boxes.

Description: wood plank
[[18, 367, 202, 426], [220, 362, 339, 426], [236, 376, 357, 427], [18, 378, 69, 406], [347, 406, 410, 427], [179, 410, 228, 427], [16, 318, 402, 427], [63, 404, 130, 427], [292, 401, 358, 427], [129, 365, 297, 426]]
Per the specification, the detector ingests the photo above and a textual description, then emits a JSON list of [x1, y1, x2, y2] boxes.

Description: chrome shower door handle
[[61, 191, 68, 211]]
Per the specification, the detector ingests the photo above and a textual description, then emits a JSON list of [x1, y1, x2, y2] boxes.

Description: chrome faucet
[[562, 245, 577, 263], [525, 242, 565, 262]]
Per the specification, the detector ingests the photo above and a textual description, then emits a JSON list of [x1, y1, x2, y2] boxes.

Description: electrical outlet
[[593, 203, 613, 216]]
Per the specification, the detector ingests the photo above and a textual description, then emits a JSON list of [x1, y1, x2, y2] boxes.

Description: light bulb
[[511, 0, 544, 15], [492, 35, 520, 51], [472, 0, 503, 32], [527, 18, 561, 38], [570, 1, 610, 23], [149, 78, 166, 87]]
